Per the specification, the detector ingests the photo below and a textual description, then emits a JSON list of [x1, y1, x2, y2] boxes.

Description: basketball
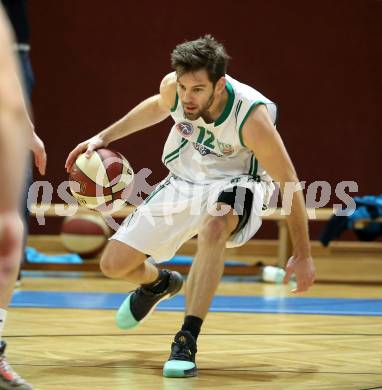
[[60, 212, 111, 257], [69, 148, 134, 212]]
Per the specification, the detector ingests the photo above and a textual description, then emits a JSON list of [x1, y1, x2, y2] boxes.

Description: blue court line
[[10, 291, 382, 316], [163, 255, 253, 267]]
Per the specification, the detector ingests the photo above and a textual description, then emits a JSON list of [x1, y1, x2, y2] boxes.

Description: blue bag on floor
[[25, 247, 83, 264]]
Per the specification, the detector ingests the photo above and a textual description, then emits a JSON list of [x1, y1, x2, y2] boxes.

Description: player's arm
[[242, 105, 315, 293], [99, 72, 176, 144], [13, 79, 47, 176], [0, 5, 28, 258], [65, 73, 177, 172], [29, 126, 47, 175], [0, 6, 28, 213], [0, 6, 46, 177]]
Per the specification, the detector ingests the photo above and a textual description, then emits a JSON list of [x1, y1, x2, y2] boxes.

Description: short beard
[[183, 90, 215, 121]]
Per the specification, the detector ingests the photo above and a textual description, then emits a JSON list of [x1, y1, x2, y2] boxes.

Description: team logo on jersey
[[176, 122, 194, 138], [217, 140, 234, 156], [193, 142, 219, 157]]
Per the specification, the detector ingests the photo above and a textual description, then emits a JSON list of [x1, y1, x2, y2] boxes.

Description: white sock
[[0, 308, 6, 344]]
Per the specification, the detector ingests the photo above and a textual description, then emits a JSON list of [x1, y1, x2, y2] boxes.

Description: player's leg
[[0, 214, 33, 390], [100, 239, 158, 284], [163, 186, 253, 378], [100, 191, 186, 329], [162, 208, 238, 378], [100, 240, 183, 330], [185, 206, 238, 318], [0, 218, 22, 306], [17, 45, 35, 287], [186, 186, 254, 318], [110, 175, 215, 330]]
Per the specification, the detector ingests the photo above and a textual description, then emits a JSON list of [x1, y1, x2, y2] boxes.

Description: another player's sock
[[0, 308, 6, 344], [142, 269, 170, 294], [181, 315, 203, 341]]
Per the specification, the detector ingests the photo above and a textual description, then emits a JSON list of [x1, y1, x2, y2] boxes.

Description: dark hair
[[171, 35, 230, 85]]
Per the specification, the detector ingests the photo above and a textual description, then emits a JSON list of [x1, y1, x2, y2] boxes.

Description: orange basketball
[[60, 212, 112, 258]]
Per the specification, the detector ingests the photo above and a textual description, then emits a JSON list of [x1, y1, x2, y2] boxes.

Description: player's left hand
[[283, 255, 315, 293], [30, 131, 47, 175]]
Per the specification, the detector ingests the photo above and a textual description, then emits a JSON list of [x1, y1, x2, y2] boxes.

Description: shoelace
[[0, 355, 25, 384], [135, 286, 159, 297], [171, 342, 194, 361]]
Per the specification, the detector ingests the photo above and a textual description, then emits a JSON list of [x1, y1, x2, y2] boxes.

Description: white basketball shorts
[[111, 174, 274, 262]]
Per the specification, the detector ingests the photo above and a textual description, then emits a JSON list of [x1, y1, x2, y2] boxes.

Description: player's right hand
[[283, 255, 315, 293], [30, 131, 47, 176], [65, 136, 106, 173]]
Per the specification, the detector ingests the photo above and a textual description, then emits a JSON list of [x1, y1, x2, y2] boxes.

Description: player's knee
[[100, 242, 145, 279], [100, 255, 122, 279], [199, 216, 230, 245], [100, 254, 135, 279], [0, 256, 19, 278]]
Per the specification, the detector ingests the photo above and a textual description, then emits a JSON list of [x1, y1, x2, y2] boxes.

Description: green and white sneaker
[[163, 331, 197, 378], [116, 270, 183, 329]]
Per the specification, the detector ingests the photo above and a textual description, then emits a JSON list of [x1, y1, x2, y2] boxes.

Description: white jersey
[[162, 74, 277, 184]]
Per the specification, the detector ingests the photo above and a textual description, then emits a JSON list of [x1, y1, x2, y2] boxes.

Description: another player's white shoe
[[0, 341, 33, 390]]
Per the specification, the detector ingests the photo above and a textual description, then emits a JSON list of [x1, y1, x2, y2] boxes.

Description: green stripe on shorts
[[248, 154, 258, 177], [144, 177, 172, 205]]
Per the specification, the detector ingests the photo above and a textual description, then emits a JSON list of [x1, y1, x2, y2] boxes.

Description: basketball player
[[66, 35, 315, 378], [0, 4, 33, 390], [1, 0, 47, 287]]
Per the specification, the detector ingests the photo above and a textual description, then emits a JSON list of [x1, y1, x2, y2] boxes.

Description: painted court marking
[[10, 291, 382, 316]]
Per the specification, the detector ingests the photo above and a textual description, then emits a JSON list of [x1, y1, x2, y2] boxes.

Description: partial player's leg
[[107, 175, 205, 331], [0, 215, 33, 390], [100, 240, 158, 284], [185, 207, 239, 318], [163, 186, 254, 378], [163, 206, 238, 377], [100, 239, 183, 330]]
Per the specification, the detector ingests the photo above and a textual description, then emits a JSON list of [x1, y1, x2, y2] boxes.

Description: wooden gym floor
[[5, 271, 382, 390]]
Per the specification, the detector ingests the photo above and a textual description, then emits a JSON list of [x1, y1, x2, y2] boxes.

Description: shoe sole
[[116, 272, 183, 330], [163, 361, 197, 378]]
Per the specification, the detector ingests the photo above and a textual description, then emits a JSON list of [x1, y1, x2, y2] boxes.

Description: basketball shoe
[[116, 270, 183, 329], [163, 330, 197, 377], [0, 341, 33, 390]]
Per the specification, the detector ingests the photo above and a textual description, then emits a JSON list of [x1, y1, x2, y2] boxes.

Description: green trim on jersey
[[165, 154, 180, 164], [164, 138, 188, 164], [214, 80, 235, 126], [170, 92, 179, 112], [235, 100, 243, 120], [238, 100, 266, 147]]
